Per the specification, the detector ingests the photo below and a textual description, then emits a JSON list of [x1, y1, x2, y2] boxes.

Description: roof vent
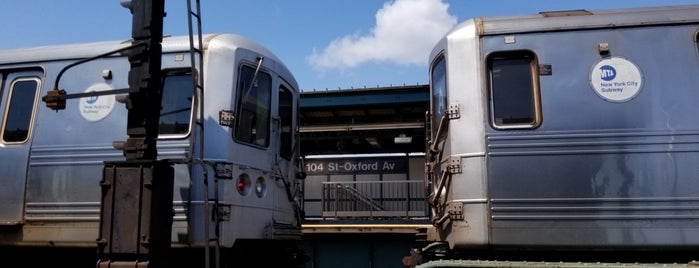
[[539, 9, 593, 17]]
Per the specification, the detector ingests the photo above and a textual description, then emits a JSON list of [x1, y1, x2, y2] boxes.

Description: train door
[[0, 69, 42, 224], [273, 82, 296, 221], [277, 82, 295, 176]]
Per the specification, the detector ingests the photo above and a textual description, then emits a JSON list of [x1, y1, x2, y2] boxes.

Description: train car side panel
[[0, 70, 43, 225], [23, 56, 131, 243], [484, 22, 699, 248]]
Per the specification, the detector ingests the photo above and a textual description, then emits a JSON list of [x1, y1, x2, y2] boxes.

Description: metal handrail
[[321, 180, 427, 219]]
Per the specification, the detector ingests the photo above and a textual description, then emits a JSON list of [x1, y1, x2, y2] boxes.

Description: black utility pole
[[97, 1, 174, 267], [122, 0, 164, 160]]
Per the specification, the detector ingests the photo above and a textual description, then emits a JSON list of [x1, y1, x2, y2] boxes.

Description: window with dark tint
[[487, 50, 540, 128], [279, 85, 293, 160], [159, 72, 193, 135], [2, 78, 40, 143], [430, 55, 447, 133], [235, 65, 271, 147]]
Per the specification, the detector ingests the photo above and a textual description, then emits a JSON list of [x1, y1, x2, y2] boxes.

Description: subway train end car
[[0, 33, 306, 267], [417, 4, 699, 267]]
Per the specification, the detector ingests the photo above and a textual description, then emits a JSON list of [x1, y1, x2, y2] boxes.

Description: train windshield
[[235, 65, 272, 147], [159, 72, 193, 136]]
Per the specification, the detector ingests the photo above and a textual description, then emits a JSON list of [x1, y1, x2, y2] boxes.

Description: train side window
[[1, 78, 40, 143], [279, 85, 293, 160], [487, 50, 541, 129], [235, 65, 272, 147], [159, 72, 193, 136], [430, 55, 447, 132]]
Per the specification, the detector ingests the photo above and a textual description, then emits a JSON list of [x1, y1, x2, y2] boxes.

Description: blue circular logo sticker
[[86, 95, 98, 104], [599, 65, 616, 81], [79, 84, 116, 121], [590, 57, 643, 102]]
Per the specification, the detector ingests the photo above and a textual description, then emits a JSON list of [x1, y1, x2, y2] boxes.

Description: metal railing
[[321, 180, 428, 219]]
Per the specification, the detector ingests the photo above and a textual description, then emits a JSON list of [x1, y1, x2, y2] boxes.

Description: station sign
[[304, 157, 407, 175]]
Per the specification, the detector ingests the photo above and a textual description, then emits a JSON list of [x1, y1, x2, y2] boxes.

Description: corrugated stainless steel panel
[[29, 144, 123, 166], [24, 202, 101, 221], [487, 130, 699, 156], [491, 197, 699, 221]]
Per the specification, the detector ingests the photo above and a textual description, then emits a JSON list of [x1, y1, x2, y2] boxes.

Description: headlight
[[255, 177, 267, 198]]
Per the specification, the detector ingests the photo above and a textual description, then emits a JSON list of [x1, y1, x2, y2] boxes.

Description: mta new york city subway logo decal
[[599, 65, 616, 81], [590, 57, 643, 102], [79, 83, 116, 121], [86, 95, 98, 105]]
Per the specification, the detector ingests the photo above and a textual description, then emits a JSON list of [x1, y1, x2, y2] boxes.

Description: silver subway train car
[[0, 33, 304, 265], [424, 4, 699, 257]]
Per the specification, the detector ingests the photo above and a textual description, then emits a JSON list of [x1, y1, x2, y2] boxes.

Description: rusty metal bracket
[[447, 156, 461, 174], [214, 203, 231, 222], [447, 202, 464, 221], [447, 104, 460, 119]]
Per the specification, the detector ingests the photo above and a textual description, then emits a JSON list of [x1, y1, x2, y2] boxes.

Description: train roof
[[430, 4, 699, 63], [0, 33, 285, 68], [474, 4, 699, 36]]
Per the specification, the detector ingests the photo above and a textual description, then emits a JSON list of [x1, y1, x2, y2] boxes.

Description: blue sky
[[0, 0, 697, 91]]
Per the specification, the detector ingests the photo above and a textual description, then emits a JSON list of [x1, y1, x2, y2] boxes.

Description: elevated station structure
[[298, 85, 432, 267], [299, 84, 430, 223], [300, 84, 428, 156]]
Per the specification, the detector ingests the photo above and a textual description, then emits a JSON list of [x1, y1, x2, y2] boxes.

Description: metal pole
[[123, 0, 165, 161]]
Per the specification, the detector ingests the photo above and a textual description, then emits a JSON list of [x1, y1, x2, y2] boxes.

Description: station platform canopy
[[300, 85, 429, 156]]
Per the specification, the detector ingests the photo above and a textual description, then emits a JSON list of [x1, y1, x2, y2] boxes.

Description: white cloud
[[307, 0, 457, 71]]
